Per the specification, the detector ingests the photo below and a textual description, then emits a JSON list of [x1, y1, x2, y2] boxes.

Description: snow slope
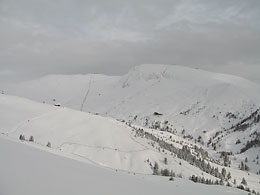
[[0, 93, 157, 174], [0, 136, 248, 195]]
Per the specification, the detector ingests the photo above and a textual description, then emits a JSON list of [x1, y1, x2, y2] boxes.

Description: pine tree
[[245, 164, 250, 171], [170, 170, 175, 177], [245, 187, 250, 192], [224, 155, 230, 167], [241, 177, 247, 186], [210, 167, 215, 175], [227, 172, 232, 180], [236, 139, 241, 144], [190, 175, 196, 182], [46, 142, 51, 148], [29, 136, 34, 142], [240, 161, 245, 170], [237, 184, 245, 190], [19, 134, 25, 141], [153, 162, 160, 175], [162, 168, 170, 176], [201, 177, 205, 184], [214, 167, 219, 177], [164, 157, 168, 165], [221, 167, 227, 178]]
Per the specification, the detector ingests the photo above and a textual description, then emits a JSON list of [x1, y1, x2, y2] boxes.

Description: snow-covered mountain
[[1, 64, 260, 194], [5, 64, 260, 156]]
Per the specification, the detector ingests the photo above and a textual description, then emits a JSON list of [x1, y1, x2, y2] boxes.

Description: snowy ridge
[[120, 64, 259, 89]]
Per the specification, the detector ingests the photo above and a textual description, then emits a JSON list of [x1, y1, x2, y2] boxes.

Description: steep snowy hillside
[[4, 65, 260, 170], [0, 136, 249, 195]]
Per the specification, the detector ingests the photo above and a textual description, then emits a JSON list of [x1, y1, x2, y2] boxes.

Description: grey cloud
[[0, 0, 259, 82]]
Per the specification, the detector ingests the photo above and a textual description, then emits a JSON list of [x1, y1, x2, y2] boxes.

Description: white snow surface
[[0, 136, 248, 195]]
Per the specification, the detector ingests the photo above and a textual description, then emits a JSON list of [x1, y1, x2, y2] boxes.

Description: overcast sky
[[0, 0, 260, 83]]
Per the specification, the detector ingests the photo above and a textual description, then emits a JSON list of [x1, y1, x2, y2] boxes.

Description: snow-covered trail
[[57, 142, 148, 153], [8, 108, 62, 134]]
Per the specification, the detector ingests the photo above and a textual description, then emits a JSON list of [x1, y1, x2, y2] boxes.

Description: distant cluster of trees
[[152, 159, 260, 194], [239, 161, 250, 171], [133, 127, 228, 180], [190, 174, 223, 185], [190, 175, 259, 194], [152, 161, 182, 179], [130, 125, 260, 195], [19, 134, 51, 147], [19, 134, 34, 142], [240, 138, 260, 153], [190, 169, 231, 185], [219, 151, 232, 167]]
